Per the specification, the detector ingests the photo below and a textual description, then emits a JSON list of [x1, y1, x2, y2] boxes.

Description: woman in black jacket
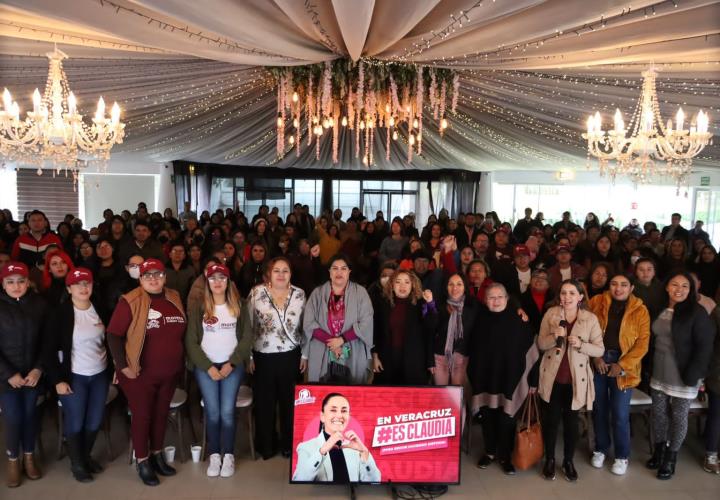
[[371, 269, 434, 385], [646, 270, 715, 480], [44, 268, 112, 483], [427, 273, 478, 386], [0, 262, 48, 488], [238, 240, 268, 298], [470, 283, 540, 474]]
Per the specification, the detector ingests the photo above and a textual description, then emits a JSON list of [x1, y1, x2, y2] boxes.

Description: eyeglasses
[[142, 271, 165, 280], [208, 276, 228, 283]]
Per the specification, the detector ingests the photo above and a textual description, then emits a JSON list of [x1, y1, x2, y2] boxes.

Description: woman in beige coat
[[537, 279, 604, 482]]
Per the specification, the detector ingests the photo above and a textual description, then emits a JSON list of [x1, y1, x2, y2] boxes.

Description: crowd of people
[[0, 201, 718, 488]]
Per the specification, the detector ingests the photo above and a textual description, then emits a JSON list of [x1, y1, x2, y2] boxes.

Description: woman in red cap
[[44, 268, 112, 482], [106, 258, 187, 486], [0, 262, 48, 487], [185, 263, 251, 478]]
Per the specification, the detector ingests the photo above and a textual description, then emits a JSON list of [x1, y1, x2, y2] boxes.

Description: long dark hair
[[663, 270, 697, 322]]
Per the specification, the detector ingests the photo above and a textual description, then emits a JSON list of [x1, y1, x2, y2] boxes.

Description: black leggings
[[541, 383, 579, 461], [479, 407, 516, 461]]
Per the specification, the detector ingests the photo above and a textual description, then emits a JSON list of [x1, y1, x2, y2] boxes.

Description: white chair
[[200, 385, 255, 461]]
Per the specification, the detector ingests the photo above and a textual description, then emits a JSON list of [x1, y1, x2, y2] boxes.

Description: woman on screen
[[293, 393, 381, 483]]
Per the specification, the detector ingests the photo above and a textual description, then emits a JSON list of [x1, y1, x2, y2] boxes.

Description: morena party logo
[[294, 388, 316, 406], [204, 316, 219, 326]]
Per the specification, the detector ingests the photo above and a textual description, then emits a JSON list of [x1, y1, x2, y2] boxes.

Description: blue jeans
[[195, 364, 244, 455], [58, 371, 110, 436], [592, 349, 633, 459], [0, 387, 39, 458]]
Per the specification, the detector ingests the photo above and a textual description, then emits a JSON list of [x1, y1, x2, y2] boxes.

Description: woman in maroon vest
[[107, 258, 187, 486]]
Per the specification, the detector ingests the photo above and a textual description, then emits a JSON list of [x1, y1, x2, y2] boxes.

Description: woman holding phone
[[537, 279, 604, 482]]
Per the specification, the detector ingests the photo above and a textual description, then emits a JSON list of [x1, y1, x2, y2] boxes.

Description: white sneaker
[[220, 454, 235, 478], [611, 458, 628, 476], [206, 453, 221, 477], [591, 451, 605, 469]]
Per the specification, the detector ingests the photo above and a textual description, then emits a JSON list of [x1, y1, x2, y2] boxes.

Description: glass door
[[362, 192, 389, 219], [694, 189, 720, 248], [390, 193, 417, 221]]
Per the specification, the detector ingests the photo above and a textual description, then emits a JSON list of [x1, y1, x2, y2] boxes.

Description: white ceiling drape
[[0, 0, 717, 170]]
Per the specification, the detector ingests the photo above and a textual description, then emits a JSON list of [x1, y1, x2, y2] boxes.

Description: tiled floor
[[2, 404, 718, 499]]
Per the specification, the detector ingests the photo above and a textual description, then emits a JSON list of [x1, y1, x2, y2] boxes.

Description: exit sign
[[701, 176, 710, 186]]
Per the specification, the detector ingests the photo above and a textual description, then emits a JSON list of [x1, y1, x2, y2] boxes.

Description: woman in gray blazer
[[303, 254, 374, 384], [293, 393, 381, 483]]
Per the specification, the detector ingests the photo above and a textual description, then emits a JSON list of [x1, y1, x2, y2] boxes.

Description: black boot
[[149, 451, 176, 476], [542, 457, 556, 480], [136, 459, 159, 486], [84, 430, 103, 474], [67, 434, 93, 483], [657, 450, 677, 480], [646, 442, 667, 470]]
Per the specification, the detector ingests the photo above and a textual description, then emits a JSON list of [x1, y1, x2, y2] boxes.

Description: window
[[209, 178, 235, 211], [294, 179, 323, 216], [492, 182, 693, 230], [332, 180, 361, 217]]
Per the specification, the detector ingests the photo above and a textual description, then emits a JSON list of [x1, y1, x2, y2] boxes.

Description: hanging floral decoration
[[268, 59, 458, 165]]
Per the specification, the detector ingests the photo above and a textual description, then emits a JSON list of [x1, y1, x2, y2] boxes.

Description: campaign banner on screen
[[290, 384, 463, 485]]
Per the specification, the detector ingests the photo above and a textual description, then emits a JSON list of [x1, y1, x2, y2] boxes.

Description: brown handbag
[[512, 393, 544, 471]]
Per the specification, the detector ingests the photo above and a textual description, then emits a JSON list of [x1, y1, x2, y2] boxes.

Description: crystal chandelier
[[582, 68, 711, 186], [0, 47, 125, 175]]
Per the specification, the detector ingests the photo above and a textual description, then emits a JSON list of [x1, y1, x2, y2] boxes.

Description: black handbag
[[320, 361, 352, 384]]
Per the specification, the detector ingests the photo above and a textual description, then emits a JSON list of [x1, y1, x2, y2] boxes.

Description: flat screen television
[[289, 384, 463, 485]]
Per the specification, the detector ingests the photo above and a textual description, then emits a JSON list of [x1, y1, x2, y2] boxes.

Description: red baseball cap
[[66, 267, 94, 286], [513, 244, 531, 257], [0, 262, 29, 280], [205, 264, 230, 279], [139, 258, 165, 275]]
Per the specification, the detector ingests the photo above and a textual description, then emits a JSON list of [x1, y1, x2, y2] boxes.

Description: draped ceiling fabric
[[0, 0, 717, 171]]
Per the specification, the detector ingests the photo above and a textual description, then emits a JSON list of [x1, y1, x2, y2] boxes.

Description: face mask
[[279, 242, 288, 249], [630, 255, 640, 265], [380, 276, 390, 286], [128, 267, 141, 279], [89, 235, 99, 242], [158, 235, 169, 244]]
